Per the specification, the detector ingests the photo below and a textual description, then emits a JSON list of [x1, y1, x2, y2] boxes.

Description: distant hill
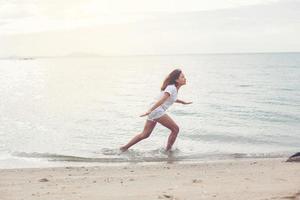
[[63, 52, 103, 57], [0, 52, 103, 60], [0, 56, 35, 60]]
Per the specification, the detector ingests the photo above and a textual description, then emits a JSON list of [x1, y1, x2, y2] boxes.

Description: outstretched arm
[[175, 99, 193, 105], [140, 92, 170, 117]]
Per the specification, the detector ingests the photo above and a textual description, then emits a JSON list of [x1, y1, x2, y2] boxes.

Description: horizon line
[[1, 51, 300, 59]]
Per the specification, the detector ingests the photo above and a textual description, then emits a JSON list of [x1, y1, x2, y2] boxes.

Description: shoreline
[[0, 150, 294, 170], [1, 158, 300, 200]]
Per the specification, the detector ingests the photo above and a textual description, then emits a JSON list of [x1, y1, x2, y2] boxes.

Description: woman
[[120, 69, 192, 152]]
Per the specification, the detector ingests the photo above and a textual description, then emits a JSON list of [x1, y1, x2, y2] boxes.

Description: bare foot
[[119, 146, 128, 152], [165, 148, 172, 153]]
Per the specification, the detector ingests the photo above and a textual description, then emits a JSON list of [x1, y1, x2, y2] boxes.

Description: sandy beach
[[0, 158, 299, 200]]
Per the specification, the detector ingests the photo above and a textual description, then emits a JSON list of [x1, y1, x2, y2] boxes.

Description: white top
[[150, 84, 178, 111]]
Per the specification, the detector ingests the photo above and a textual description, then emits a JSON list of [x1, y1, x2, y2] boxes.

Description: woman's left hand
[[140, 110, 151, 117]]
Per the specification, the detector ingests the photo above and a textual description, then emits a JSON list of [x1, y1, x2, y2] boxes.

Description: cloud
[[0, 0, 281, 35], [0, 0, 299, 56]]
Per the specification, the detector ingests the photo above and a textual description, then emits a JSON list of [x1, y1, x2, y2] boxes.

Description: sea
[[0, 53, 299, 169]]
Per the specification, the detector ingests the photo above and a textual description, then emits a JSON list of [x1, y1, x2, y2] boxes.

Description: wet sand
[[1, 158, 300, 200]]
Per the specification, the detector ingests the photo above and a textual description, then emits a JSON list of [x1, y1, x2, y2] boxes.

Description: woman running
[[120, 69, 192, 152]]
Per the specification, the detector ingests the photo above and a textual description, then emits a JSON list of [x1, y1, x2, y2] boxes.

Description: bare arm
[[140, 92, 170, 117], [175, 99, 193, 105]]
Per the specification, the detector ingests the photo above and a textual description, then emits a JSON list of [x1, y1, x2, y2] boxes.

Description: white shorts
[[147, 106, 166, 122]]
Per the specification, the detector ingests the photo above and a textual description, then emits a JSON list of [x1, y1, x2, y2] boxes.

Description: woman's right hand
[[140, 110, 151, 117]]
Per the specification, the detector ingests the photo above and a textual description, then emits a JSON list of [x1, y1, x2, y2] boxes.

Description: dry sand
[[0, 158, 299, 200]]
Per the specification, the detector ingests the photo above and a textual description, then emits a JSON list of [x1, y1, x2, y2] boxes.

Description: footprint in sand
[[158, 194, 177, 199], [192, 179, 202, 183], [281, 191, 300, 200], [39, 178, 49, 182]]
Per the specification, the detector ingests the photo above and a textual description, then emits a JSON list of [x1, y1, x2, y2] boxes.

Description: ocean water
[[0, 53, 299, 168]]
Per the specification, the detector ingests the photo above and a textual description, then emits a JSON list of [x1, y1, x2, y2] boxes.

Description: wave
[[10, 150, 290, 164], [185, 133, 300, 147], [11, 152, 135, 163]]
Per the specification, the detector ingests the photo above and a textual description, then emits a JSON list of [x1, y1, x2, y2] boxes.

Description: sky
[[0, 0, 299, 57]]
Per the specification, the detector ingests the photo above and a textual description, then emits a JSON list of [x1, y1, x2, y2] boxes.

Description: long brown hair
[[161, 69, 182, 91]]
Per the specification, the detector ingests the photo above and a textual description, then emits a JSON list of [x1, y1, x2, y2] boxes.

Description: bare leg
[[156, 114, 179, 151], [120, 120, 157, 151]]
